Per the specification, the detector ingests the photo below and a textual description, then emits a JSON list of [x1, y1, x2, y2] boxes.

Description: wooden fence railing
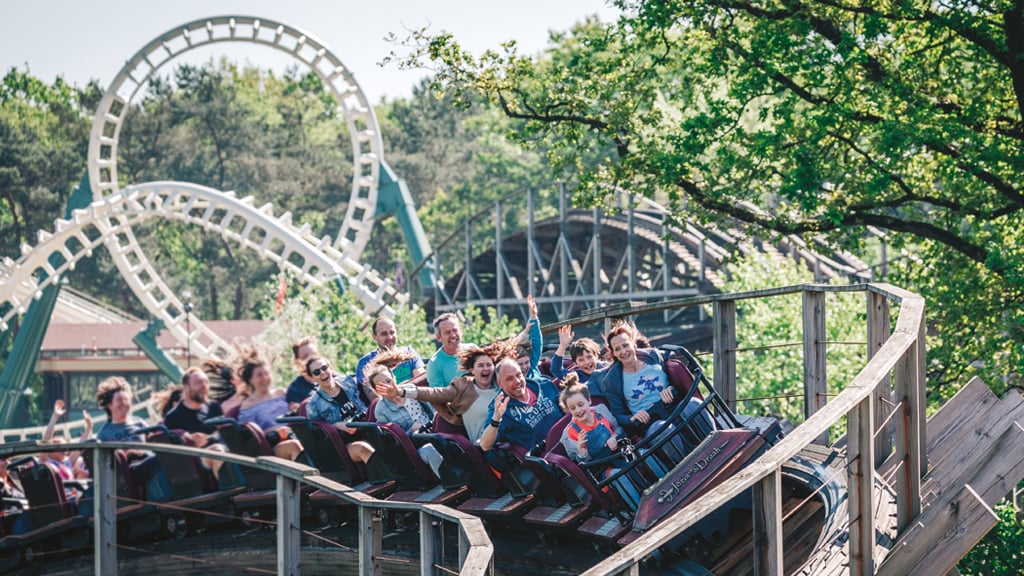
[[577, 282, 925, 576], [0, 439, 493, 576]]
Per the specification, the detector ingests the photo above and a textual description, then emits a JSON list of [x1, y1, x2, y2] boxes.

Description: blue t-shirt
[[356, 346, 425, 385], [286, 375, 317, 405], [623, 363, 669, 416], [485, 377, 562, 451], [97, 416, 149, 443], [426, 344, 472, 387]]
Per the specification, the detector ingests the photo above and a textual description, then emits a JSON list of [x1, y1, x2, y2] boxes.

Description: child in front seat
[[559, 375, 622, 463]]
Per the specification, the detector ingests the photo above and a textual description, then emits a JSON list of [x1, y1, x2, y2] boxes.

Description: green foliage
[[396, 0, 1024, 399], [0, 68, 97, 257], [257, 278, 431, 387], [958, 501, 1024, 576], [255, 276, 523, 387], [716, 254, 865, 425]]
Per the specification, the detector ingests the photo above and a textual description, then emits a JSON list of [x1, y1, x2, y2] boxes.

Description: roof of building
[[41, 320, 266, 352]]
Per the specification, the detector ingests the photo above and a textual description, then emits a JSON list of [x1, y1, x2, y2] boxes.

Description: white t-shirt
[[463, 385, 501, 442]]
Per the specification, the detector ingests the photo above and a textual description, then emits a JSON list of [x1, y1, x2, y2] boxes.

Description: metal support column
[[559, 183, 569, 317], [592, 206, 602, 312], [495, 201, 504, 319], [465, 222, 473, 303], [527, 189, 536, 302], [627, 195, 636, 294]]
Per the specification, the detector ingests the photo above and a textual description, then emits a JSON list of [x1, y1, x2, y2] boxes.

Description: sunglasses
[[310, 366, 329, 376]]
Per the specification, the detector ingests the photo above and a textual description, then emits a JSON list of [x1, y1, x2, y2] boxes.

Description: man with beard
[[163, 367, 229, 478], [479, 358, 563, 453], [355, 317, 425, 386], [426, 313, 474, 388]]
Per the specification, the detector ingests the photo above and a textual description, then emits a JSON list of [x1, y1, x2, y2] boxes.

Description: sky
[[0, 0, 619, 104]]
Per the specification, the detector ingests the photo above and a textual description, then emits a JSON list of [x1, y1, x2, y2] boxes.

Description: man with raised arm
[[356, 317, 425, 386], [478, 358, 562, 453], [426, 313, 474, 387]]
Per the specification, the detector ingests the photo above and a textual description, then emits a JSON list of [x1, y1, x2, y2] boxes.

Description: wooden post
[[713, 298, 737, 411], [358, 506, 377, 574], [802, 290, 827, 444], [867, 291, 892, 466], [752, 466, 783, 576], [276, 473, 301, 576], [93, 448, 117, 576], [420, 510, 437, 575], [848, 396, 876, 576], [893, 342, 923, 532], [458, 522, 470, 571]]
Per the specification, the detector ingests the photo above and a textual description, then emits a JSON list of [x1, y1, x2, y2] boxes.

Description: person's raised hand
[[558, 325, 574, 349], [526, 295, 538, 320], [375, 378, 401, 401]]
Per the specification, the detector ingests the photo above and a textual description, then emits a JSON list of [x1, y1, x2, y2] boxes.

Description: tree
[[257, 277, 524, 386], [712, 252, 865, 425], [393, 0, 1024, 396], [0, 69, 96, 259]]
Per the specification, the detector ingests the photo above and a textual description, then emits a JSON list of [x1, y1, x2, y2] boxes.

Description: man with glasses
[[356, 317, 425, 387]]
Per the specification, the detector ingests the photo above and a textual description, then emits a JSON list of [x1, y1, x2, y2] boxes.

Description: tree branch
[[677, 176, 991, 266]]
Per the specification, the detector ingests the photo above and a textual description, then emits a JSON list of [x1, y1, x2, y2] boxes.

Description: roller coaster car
[[275, 413, 396, 526], [4, 457, 89, 570], [343, 400, 470, 506], [577, 345, 781, 548], [202, 416, 305, 523], [144, 426, 246, 534]]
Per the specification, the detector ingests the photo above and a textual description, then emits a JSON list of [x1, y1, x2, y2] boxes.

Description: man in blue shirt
[[426, 313, 473, 387], [356, 317, 425, 386], [479, 358, 562, 453]]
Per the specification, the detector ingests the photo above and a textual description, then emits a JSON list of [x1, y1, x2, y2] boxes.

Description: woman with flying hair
[[233, 343, 306, 462], [374, 341, 512, 442]]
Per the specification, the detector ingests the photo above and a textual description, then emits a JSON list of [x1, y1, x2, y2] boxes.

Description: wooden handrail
[[0, 439, 493, 576], [582, 282, 925, 576]]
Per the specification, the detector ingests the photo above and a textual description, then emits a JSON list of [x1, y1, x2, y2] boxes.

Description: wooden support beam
[[847, 396, 875, 576], [877, 485, 998, 576], [893, 342, 923, 532], [420, 510, 438, 575], [867, 291, 892, 466], [93, 448, 117, 576], [713, 298, 737, 411], [358, 506, 377, 574], [276, 473, 301, 576], [752, 466, 783, 576], [803, 290, 827, 444]]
